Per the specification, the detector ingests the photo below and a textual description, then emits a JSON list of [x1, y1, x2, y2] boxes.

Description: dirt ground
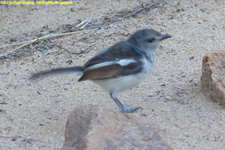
[[0, 0, 225, 150]]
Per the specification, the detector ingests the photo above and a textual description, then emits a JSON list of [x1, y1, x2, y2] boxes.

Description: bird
[[30, 29, 171, 113]]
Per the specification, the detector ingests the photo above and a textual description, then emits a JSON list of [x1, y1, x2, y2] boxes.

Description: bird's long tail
[[30, 66, 83, 80]]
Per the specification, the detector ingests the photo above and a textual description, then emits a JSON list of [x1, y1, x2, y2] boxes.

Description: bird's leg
[[110, 93, 142, 113]]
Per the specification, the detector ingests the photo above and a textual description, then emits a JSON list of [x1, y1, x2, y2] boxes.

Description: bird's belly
[[93, 60, 154, 94]]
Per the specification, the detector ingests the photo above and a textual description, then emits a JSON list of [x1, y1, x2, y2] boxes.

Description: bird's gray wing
[[78, 41, 144, 81]]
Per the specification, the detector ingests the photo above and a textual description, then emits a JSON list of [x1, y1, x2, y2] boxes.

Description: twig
[[0, 16, 92, 58], [76, 17, 91, 28], [1, 2, 160, 58], [0, 41, 27, 49], [0, 30, 84, 58], [0, 136, 21, 139], [123, 3, 156, 18], [10, 39, 37, 54], [80, 17, 92, 29], [85, 2, 158, 30]]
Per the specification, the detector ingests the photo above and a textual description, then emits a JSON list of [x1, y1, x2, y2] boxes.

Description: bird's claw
[[120, 106, 143, 113]]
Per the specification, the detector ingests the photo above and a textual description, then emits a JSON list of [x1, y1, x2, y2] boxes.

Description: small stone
[[26, 139, 35, 144], [61, 105, 172, 150], [66, 60, 73, 65], [201, 50, 225, 105]]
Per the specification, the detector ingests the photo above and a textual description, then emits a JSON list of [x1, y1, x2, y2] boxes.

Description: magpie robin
[[30, 29, 171, 113]]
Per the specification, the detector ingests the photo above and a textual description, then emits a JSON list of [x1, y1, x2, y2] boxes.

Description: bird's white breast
[[93, 52, 156, 95]]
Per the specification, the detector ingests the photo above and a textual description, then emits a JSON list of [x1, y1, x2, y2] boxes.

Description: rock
[[201, 51, 225, 105], [61, 105, 172, 150]]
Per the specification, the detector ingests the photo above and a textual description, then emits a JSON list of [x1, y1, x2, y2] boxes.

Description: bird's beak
[[160, 34, 172, 41]]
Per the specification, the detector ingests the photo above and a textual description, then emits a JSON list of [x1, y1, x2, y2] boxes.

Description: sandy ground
[[0, 0, 225, 149]]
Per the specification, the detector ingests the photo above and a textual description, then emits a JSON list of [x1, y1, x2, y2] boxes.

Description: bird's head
[[128, 29, 171, 51]]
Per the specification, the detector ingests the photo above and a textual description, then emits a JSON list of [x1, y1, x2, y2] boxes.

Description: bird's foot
[[120, 106, 143, 113]]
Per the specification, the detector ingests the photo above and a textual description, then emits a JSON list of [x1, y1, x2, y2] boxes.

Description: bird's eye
[[147, 38, 155, 43]]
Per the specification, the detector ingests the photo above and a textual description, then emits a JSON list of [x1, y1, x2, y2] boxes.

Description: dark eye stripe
[[147, 38, 155, 43]]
